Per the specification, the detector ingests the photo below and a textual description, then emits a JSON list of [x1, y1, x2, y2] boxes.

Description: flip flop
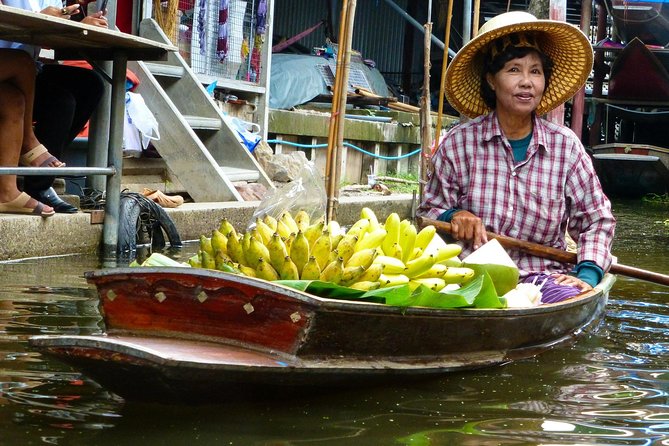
[[0, 192, 55, 217], [142, 188, 184, 208], [19, 144, 66, 167]]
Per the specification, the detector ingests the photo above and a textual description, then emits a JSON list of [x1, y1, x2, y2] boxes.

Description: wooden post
[[432, 0, 453, 153], [419, 21, 433, 202], [570, 0, 592, 141], [546, 0, 566, 125]]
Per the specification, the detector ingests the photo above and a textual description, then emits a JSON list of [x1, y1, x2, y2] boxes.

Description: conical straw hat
[[445, 11, 593, 118]]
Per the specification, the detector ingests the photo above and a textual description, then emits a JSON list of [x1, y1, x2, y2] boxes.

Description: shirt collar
[[481, 112, 550, 153]]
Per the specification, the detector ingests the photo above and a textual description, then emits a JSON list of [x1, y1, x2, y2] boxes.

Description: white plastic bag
[[223, 114, 262, 152], [124, 92, 160, 153]]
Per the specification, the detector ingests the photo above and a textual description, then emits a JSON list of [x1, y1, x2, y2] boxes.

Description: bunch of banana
[[190, 208, 475, 293]]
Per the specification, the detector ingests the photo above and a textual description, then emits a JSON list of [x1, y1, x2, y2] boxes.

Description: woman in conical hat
[[418, 11, 616, 304]]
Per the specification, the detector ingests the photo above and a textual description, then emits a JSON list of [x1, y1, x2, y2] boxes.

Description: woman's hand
[[82, 11, 108, 28], [551, 273, 593, 292], [42, 4, 80, 19], [450, 210, 488, 250]]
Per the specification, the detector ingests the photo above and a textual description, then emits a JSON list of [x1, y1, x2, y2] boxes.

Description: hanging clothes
[[197, 0, 206, 55], [256, 0, 267, 35], [217, 0, 230, 61]]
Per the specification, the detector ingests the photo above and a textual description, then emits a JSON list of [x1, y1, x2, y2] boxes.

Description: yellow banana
[[255, 218, 274, 245], [246, 236, 270, 269], [279, 255, 300, 280], [263, 214, 278, 232], [284, 232, 296, 255], [210, 229, 228, 256], [414, 225, 436, 251], [379, 273, 410, 287], [200, 250, 216, 269], [345, 248, 377, 270], [255, 257, 279, 281], [304, 219, 325, 248], [360, 207, 380, 231], [312, 230, 332, 270], [341, 265, 366, 285], [399, 219, 412, 232], [372, 255, 406, 274], [442, 267, 476, 284], [356, 263, 384, 282], [266, 232, 288, 271], [239, 265, 257, 277], [320, 257, 344, 284], [242, 232, 251, 254], [336, 234, 358, 264], [328, 248, 339, 264], [328, 220, 343, 245], [410, 247, 423, 261], [383, 242, 402, 260], [188, 253, 202, 268], [280, 211, 299, 234], [433, 244, 463, 263], [400, 223, 417, 263], [218, 218, 235, 238], [199, 235, 214, 257], [355, 228, 387, 252], [276, 219, 293, 239], [214, 251, 233, 271], [415, 263, 448, 279], [294, 210, 310, 232], [404, 254, 437, 278], [226, 233, 245, 265], [441, 257, 463, 267], [346, 218, 371, 238], [290, 230, 310, 275], [381, 213, 400, 255], [410, 277, 446, 292], [300, 256, 321, 280], [349, 281, 380, 291]]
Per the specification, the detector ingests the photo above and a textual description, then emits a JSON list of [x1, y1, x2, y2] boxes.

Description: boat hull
[[591, 143, 669, 197], [30, 268, 613, 401]]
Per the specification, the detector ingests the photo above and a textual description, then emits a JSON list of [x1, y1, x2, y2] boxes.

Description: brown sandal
[[0, 192, 55, 217], [19, 144, 66, 167], [142, 188, 184, 208]]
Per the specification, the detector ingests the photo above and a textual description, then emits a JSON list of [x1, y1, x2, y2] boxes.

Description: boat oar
[[416, 217, 669, 287]]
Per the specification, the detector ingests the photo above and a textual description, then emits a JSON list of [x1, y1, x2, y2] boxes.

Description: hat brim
[[445, 19, 594, 118]]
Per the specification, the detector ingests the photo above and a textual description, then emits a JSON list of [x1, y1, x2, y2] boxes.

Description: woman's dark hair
[[480, 44, 554, 110]]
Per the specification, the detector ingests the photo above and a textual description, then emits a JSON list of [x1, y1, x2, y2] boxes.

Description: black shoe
[[29, 187, 79, 214]]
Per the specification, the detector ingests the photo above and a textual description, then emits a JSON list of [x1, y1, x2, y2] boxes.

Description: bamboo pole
[[432, 0, 453, 153], [331, 0, 357, 222], [472, 0, 481, 39], [325, 0, 350, 222]]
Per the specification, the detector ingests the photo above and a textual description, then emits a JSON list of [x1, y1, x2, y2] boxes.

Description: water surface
[[1, 198, 668, 445]]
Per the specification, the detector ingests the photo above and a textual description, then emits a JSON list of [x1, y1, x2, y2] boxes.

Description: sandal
[[142, 188, 184, 208], [19, 144, 66, 168], [0, 192, 55, 217]]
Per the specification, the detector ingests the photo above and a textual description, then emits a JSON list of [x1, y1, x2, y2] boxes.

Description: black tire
[[117, 192, 182, 258]]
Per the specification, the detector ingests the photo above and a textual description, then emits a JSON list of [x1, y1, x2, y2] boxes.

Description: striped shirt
[[418, 112, 616, 277]]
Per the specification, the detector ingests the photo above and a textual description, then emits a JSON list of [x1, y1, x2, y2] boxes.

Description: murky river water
[[1, 198, 668, 445]]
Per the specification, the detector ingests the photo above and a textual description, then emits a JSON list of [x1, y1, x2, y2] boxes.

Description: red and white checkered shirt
[[418, 112, 616, 277]]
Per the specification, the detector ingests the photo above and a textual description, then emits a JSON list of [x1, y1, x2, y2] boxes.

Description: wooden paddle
[[417, 217, 669, 287]]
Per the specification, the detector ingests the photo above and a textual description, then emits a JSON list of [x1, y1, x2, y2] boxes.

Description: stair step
[[143, 62, 185, 78], [184, 115, 222, 130], [220, 166, 260, 182]]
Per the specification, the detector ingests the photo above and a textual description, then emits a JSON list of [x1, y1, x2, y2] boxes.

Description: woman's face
[[486, 51, 545, 119]]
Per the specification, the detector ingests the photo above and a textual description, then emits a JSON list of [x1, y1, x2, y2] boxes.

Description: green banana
[[210, 229, 228, 256], [218, 218, 235, 238], [279, 255, 300, 280], [255, 257, 279, 281]]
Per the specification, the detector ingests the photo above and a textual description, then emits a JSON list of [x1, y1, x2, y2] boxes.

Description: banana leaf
[[275, 280, 411, 304]]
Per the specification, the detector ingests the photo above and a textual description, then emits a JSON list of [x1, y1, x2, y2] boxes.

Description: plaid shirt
[[418, 112, 616, 277]]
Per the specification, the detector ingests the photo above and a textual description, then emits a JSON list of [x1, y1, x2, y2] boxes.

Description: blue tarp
[[269, 53, 391, 109]]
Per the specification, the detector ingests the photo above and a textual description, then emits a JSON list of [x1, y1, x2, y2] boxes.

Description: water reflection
[[0, 199, 667, 444]]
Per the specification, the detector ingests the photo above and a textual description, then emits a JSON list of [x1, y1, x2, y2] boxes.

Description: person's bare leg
[[0, 49, 63, 167], [0, 81, 54, 214]]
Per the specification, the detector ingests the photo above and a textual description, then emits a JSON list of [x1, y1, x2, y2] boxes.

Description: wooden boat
[[591, 143, 669, 197], [607, 38, 669, 102], [608, 0, 669, 47], [29, 267, 615, 402]]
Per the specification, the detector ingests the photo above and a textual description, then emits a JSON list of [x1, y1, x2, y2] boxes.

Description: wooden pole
[[325, 0, 350, 222], [419, 21, 433, 201], [570, 0, 592, 140], [330, 0, 357, 222], [432, 0, 453, 153], [417, 217, 669, 287], [471, 0, 481, 39]]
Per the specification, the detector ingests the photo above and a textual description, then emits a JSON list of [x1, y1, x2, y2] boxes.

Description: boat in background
[[29, 267, 614, 402], [609, 0, 669, 47]]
